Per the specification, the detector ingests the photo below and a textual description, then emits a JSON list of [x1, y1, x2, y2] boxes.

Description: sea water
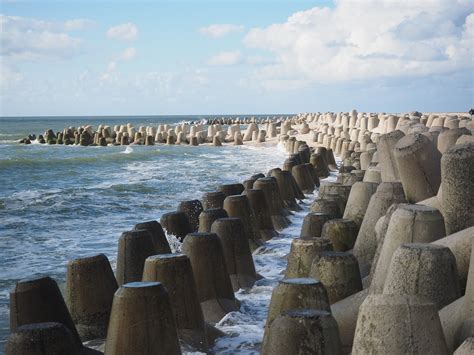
[[0, 115, 332, 353]]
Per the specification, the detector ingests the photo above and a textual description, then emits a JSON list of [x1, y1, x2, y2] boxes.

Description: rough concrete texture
[[370, 204, 446, 294], [441, 143, 474, 235], [133, 220, 171, 253], [343, 181, 379, 228], [383, 243, 461, 309], [353, 294, 448, 355], [454, 337, 474, 355], [292, 164, 315, 193], [160, 211, 192, 241], [300, 212, 331, 238], [310, 198, 342, 219], [261, 309, 342, 355], [66, 254, 118, 341], [321, 219, 358, 251], [181, 232, 239, 323], [270, 169, 302, 211], [201, 191, 225, 210], [310, 251, 363, 304], [177, 200, 204, 232], [285, 237, 333, 278], [376, 130, 405, 182], [353, 182, 407, 277], [243, 188, 278, 241], [437, 127, 471, 154], [393, 132, 442, 203], [198, 208, 228, 233], [211, 217, 259, 290], [105, 282, 181, 355], [142, 254, 208, 352], [223, 195, 262, 248], [253, 177, 291, 230]]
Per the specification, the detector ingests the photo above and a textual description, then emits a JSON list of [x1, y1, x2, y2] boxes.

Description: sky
[[1, 0, 473, 116]]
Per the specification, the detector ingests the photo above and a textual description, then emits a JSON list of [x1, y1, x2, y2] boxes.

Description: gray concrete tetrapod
[[383, 243, 461, 309], [104, 282, 181, 355], [253, 177, 291, 230], [437, 127, 471, 154], [377, 130, 405, 182], [222, 194, 263, 249], [441, 142, 474, 235], [261, 310, 342, 355], [342, 181, 379, 228], [6, 322, 81, 355], [454, 337, 474, 355], [270, 169, 302, 211], [393, 132, 442, 202], [116, 229, 156, 286], [310, 251, 362, 304], [352, 294, 449, 354], [310, 198, 342, 219], [198, 208, 228, 233], [10, 277, 85, 351], [321, 219, 358, 251], [310, 153, 330, 178], [133, 220, 171, 253], [300, 212, 331, 238], [66, 254, 118, 341], [265, 278, 331, 336], [160, 211, 193, 241], [177, 199, 204, 232], [218, 183, 245, 197], [291, 164, 315, 194], [142, 254, 208, 352], [352, 182, 406, 277], [285, 237, 333, 278], [243, 188, 278, 241], [370, 204, 446, 294], [201, 191, 226, 210], [319, 182, 352, 215], [181, 232, 240, 323], [211, 217, 259, 290]]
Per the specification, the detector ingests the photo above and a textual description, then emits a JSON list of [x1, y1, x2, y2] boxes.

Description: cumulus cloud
[[119, 47, 137, 61], [0, 14, 86, 60], [207, 51, 243, 66], [200, 24, 244, 38], [244, 0, 474, 88], [106, 23, 138, 41]]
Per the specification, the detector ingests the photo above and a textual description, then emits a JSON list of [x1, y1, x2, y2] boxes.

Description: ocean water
[[0, 115, 332, 353]]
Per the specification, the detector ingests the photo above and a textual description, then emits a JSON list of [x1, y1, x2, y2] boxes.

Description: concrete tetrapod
[[66, 254, 118, 341], [300, 212, 331, 238], [352, 182, 406, 277], [310, 153, 330, 178], [133, 220, 171, 253], [177, 200, 204, 232], [310, 198, 342, 219], [320, 219, 358, 251], [285, 237, 333, 278], [160, 211, 193, 241], [253, 177, 291, 230], [182, 233, 240, 323], [104, 282, 181, 355], [211, 217, 260, 291], [218, 183, 245, 197], [222, 195, 263, 249], [6, 322, 80, 355], [454, 338, 474, 355], [383, 243, 461, 309], [116, 230, 156, 285], [291, 164, 315, 194], [265, 278, 331, 336], [352, 294, 449, 355], [142, 254, 208, 352], [393, 132, 442, 202], [270, 169, 302, 211], [342, 181, 379, 228], [261, 310, 342, 355], [319, 182, 352, 215], [243, 188, 278, 241], [310, 251, 363, 304], [198, 208, 228, 233], [370, 204, 446, 294], [441, 142, 474, 235], [201, 191, 226, 210], [9, 277, 98, 353], [376, 130, 405, 182]]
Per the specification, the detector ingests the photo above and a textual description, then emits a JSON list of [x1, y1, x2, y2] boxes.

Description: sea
[[0, 115, 332, 353]]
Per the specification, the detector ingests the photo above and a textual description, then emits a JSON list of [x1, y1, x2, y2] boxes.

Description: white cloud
[[199, 24, 244, 38], [0, 14, 85, 60], [106, 23, 138, 41], [207, 50, 242, 66], [244, 0, 474, 87], [64, 19, 94, 31], [119, 47, 137, 61]]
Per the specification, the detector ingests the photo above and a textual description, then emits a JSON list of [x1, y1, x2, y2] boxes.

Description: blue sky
[[1, 0, 473, 116]]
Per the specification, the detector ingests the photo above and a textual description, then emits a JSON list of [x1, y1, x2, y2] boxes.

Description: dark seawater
[[0, 115, 293, 352]]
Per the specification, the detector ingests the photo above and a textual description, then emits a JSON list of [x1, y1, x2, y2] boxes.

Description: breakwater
[[4, 110, 474, 354]]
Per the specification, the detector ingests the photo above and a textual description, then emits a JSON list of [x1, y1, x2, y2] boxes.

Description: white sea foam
[[122, 146, 134, 154]]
